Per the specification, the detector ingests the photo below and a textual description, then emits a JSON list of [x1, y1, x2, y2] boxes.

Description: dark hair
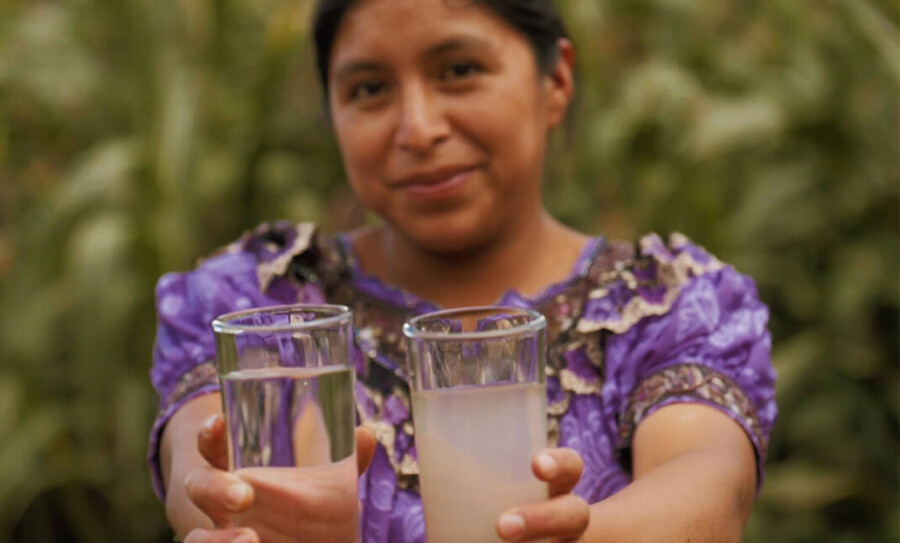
[[313, 0, 569, 92]]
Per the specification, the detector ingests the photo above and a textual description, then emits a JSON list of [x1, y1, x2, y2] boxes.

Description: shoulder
[[161, 220, 347, 292], [578, 232, 760, 335], [154, 221, 349, 326], [592, 235, 776, 478], [202, 221, 337, 288], [590, 232, 725, 282]]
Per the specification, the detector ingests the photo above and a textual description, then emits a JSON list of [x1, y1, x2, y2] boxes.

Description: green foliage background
[[0, 0, 897, 540]]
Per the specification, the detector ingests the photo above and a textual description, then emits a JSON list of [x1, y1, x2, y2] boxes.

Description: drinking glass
[[404, 307, 548, 543], [211, 303, 356, 479]]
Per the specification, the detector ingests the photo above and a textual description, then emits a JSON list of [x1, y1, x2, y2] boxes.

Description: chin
[[392, 213, 500, 256]]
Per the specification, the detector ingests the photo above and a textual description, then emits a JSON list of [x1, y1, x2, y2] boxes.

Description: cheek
[[334, 113, 391, 197], [453, 77, 548, 182], [458, 93, 546, 186], [336, 114, 379, 168]]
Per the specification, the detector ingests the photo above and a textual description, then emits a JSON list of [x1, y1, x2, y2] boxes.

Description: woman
[[150, 0, 777, 541]]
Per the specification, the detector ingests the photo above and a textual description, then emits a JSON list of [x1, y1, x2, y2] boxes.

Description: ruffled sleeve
[[595, 234, 777, 487], [147, 221, 328, 500]]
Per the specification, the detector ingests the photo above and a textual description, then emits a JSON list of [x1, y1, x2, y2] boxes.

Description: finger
[[356, 426, 376, 476], [183, 527, 259, 543], [184, 465, 254, 526], [236, 466, 360, 541], [532, 448, 583, 497], [198, 414, 229, 470], [496, 494, 590, 542]]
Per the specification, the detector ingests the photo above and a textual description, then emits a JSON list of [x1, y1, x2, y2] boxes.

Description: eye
[[441, 61, 483, 81], [350, 80, 387, 101]]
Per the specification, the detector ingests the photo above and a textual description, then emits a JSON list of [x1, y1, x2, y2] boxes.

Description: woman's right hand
[[182, 414, 376, 543]]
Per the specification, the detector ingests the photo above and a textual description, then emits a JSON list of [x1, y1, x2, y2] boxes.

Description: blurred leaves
[[0, 0, 898, 541], [762, 460, 857, 512]]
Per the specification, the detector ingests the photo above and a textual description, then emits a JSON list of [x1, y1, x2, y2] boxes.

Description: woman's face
[[328, 0, 572, 253]]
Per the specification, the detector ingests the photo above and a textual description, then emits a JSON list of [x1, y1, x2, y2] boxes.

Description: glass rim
[[402, 306, 546, 342], [211, 303, 352, 335]]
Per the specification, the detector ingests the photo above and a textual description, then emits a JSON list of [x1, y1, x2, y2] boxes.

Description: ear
[[545, 38, 576, 130]]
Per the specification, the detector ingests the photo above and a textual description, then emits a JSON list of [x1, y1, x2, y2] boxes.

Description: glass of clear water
[[211, 304, 356, 475], [404, 307, 548, 543]]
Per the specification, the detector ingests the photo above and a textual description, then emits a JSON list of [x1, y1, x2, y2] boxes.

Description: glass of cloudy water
[[404, 307, 548, 543], [211, 305, 357, 522]]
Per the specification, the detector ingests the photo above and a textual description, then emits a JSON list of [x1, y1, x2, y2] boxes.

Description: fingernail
[[226, 483, 252, 509], [536, 453, 558, 477], [232, 530, 255, 543], [498, 513, 525, 538], [201, 415, 217, 437]]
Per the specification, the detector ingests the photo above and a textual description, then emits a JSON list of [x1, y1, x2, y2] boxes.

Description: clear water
[[221, 366, 355, 470]]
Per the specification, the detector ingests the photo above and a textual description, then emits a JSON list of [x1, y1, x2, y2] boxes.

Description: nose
[[394, 83, 450, 155]]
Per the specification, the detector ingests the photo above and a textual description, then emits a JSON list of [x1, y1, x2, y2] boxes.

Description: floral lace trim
[[356, 380, 420, 491], [162, 360, 219, 415], [577, 233, 724, 335], [617, 364, 765, 457], [256, 223, 317, 292], [559, 369, 602, 395], [547, 393, 572, 418]]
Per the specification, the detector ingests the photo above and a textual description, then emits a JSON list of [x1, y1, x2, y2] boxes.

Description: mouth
[[391, 165, 479, 199]]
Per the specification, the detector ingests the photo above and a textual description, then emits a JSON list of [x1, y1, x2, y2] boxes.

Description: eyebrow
[[333, 61, 385, 83], [332, 35, 494, 83], [424, 36, 494, 59]]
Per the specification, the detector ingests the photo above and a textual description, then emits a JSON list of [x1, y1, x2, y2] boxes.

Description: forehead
[[330, 0, 527, 69]]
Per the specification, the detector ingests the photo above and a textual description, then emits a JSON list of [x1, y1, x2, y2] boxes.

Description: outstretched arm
[[585, 403, 757, 542], [160, 393, 240, 538]]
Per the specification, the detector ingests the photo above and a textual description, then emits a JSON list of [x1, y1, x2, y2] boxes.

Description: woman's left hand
[[495, 448, 590, 542]]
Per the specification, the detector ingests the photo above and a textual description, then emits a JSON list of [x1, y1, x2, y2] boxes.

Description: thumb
[[355, 426, 377, 476], [198, 414, 229, 470]]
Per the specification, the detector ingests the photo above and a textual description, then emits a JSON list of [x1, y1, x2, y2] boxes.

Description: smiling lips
[[391, 165, 478, 199]]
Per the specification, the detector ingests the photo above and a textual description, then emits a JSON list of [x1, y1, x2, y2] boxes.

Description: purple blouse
[[149, 221, 776, 543]]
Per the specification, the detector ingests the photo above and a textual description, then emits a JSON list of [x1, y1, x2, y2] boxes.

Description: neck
[[352, 212, 589, 309]]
